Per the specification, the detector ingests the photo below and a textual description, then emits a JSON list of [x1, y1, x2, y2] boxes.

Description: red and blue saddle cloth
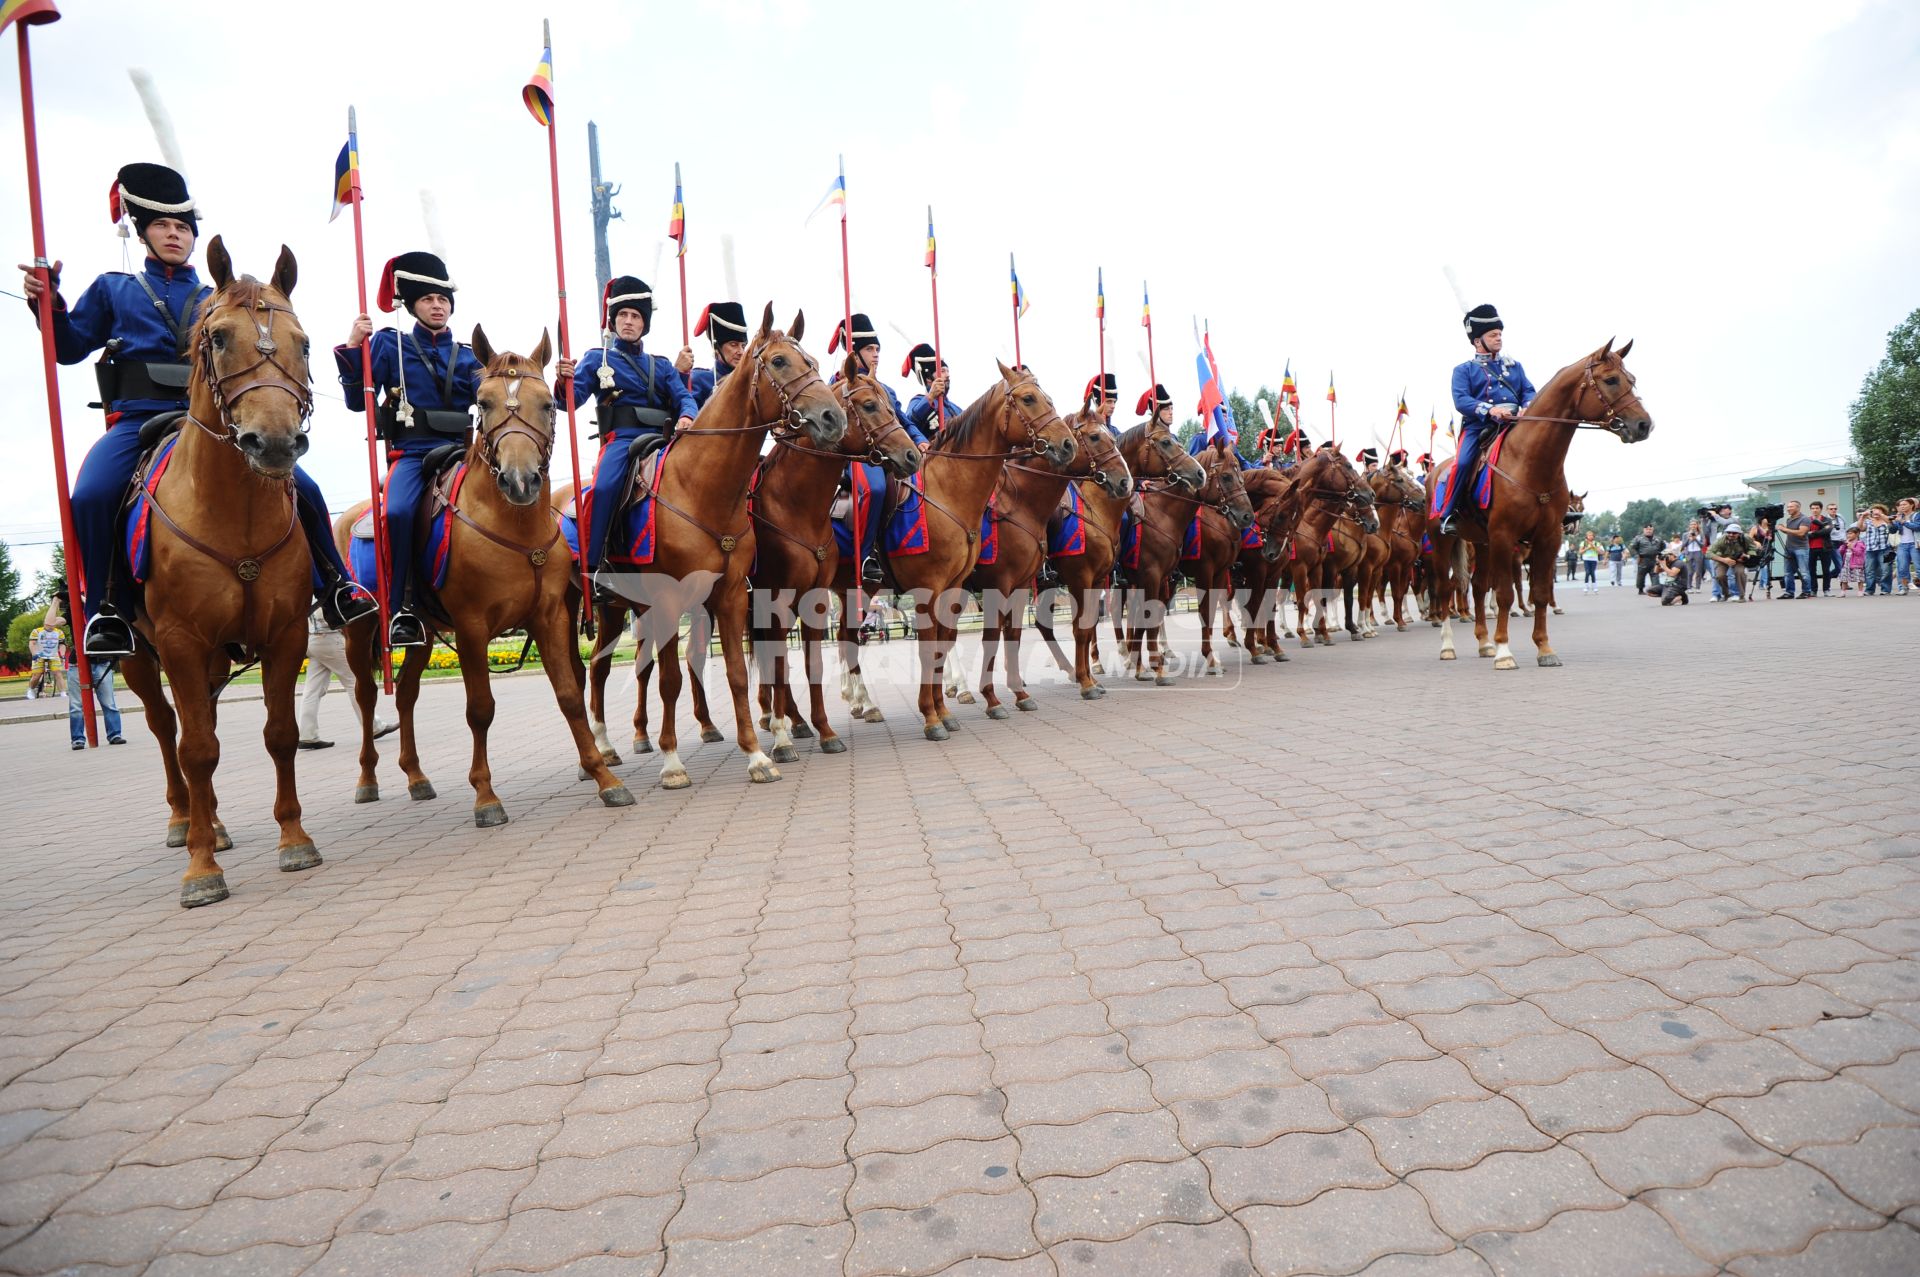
[[1049, 483, 1087, 558], [832, 463, 932, 563], [123, 434, 180, 584], [1118, 506, 1208, 571], [559, 445, 665, 566], [345, 465, 468, 594], [1430, 431, 1508, 516]]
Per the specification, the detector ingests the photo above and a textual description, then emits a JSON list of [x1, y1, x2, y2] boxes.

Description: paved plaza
[[2, 587, 1917, 1276]]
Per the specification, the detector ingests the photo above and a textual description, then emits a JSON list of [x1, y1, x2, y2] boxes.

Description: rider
[[1084, 373, 1121, 438], [829, 313, 927, 447], [551, 276, 698, 584], [1357, 447, 1380, 477], [336, 250, 484, 648], [26, 162, 373, 657], [1135, 383, 1172, 437], [1436, 302, 1537, 535], [902, 342, 958, 439], [688, 300, 748, 410]]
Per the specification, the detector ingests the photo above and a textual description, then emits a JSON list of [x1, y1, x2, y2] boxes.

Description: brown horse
[[1276, 450, 1377, 648], [1369, 463, 1428, 631], [750, 359, 922, 759], [835, 363, 1077, 739], [961, 409, 1130, 717], [585, 307, 848, 788], [113, 238, 320, 907], [334, 329, 633, 825], [1037, 418, 1205, 697], [1188, 457, 1265, 677], [1114, 440, 1254, 684], [1224, 466, 1299, 664], [1429, 341, 1652, 668]]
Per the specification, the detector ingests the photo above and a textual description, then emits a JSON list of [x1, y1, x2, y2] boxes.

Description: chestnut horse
[[113, 238, 320, 907], [1224, 466, 1299, 664], [1277, 450, 1377, 648], [836, 363, 1077, 739], [587, 307, 848, 788], [1429, 341, 1652, 668], [1369, 463, 1428, 631], [334, 329, 634, 825], [750, 359, 922, 758], [1036, 419, 1205, 697], [1114, 441, 1254, 684], [961, 409, 1130, 717]]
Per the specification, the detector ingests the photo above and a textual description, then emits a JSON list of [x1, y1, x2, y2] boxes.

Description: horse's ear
[[206, 235, 232, 289], [790, 310, 804, 342], [842, 352, 859, 384], [531, 329, 552, 370], [1601, 336, 1615, 358], [996, 357, 1014, 383], [270, 244, 297, 298], [470, 325, 494, 368], [1617, 338, 1634, 360], [757, 302, 774, 340]]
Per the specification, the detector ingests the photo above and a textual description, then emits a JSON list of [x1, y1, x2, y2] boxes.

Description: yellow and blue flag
[[1326, 372, 1337, 405], [523, 43, 554, 126], [806, 159, 847, 226], [925, 207, 936, 270], [329, 128, 360, 224], [1096, 268, 1105, 322], [1140, 283, 1150, 329], [669, 163, 686, 257], [1010, 255, 1029, 318]]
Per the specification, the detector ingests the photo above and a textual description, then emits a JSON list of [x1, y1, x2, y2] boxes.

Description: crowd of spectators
[[1595, 497, 1920, 606]]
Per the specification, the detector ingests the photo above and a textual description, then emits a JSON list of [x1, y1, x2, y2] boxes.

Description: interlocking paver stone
[[3, 596, 1916, 1275]]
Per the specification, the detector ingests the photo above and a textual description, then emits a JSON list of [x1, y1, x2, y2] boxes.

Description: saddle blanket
[[1049, 483, 1086, 558], [124, 434, 180, 585], [978, 493, 1000, 566], [832, 464, 932, 562], [560, 445, 664, 566], [348, 464, 466, 593]]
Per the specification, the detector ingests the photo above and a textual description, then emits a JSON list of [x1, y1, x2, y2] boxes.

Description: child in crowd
[[1839, 528, 1867, 594]]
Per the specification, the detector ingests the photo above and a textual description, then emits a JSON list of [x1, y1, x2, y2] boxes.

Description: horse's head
[[1580, 339, 1653, 443], [1200, 439, 1255, 532], [742, 305, 846, 447], [1125, 416, 1206, 492], [993, 360, 1076, 467], [1065, 411, 1132, 499], [469, 326, 555, 507], [196, 236, 313, 480], [836, 354, 922, 478]]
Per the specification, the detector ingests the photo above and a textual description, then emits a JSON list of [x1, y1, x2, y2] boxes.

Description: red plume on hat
[[1134, 388, 1155, 416], [375, 258, 399, 313], [107, 181, 123, 226], [694, 304, 714, 338], [828, 322, 846, 355]]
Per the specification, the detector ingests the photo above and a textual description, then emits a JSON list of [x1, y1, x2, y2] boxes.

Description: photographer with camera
[[1708, 520, 1756, 603]]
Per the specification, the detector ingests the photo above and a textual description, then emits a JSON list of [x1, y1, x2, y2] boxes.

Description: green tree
[[0, 541, 23, 652], [1617, 496, 1706, 540], [1849, 307, 1920, 504], [33, 546, 67, 615]]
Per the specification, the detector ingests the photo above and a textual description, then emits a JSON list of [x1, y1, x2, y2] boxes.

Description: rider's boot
[[82, 605, 137, 658]]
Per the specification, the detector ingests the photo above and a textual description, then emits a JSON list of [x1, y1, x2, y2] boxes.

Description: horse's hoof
[[1155, 675, 1175, 687], [955, 691, 976, 705], [577, 766, 591, 782], [408, 780, 437, 801], [758, 713, 771, 730], [600, 750, 622, 767], [924, 724, 950, 742], [633, 738, 654, 754], [1136, 670, 1154, 682], [1251, 653, 1270, 666], [1478, 646, 1496, 659], [661, 771, 692, 791], [1349, 633, 1364, 643], [1440, 649, 1458, 661], [986, 705, 1012, 721], [1494, 656, 1518, 671], [1316, 637, 1333, 647], [1537, 653, 1563, 668], [1081, 686, 1102, 700], [600, 785, 636, 808], [1396, 624, 1408, 632], [278, 843, 322, 873], [1274, 650, 1290, 662], [700, 727, 725, 744], [791, 721, 815, 739], [1551, 607, 1564, 616], [1205, 664, 1223, 676], [749, 762, 782, 784], [770, 744, 798, 764], [166, 821, 186, 849], [474, 803, 509, 828], [180, 873, 229, 909], [353, 784, 380, 804], [1015, 697, 1039, 712], [819, 736, 847, 754], [214, 825, 233, 852], [862, 709, 885, 724]]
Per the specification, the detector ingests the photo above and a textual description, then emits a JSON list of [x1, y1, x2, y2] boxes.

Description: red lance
[[341, 107, 394, 691]]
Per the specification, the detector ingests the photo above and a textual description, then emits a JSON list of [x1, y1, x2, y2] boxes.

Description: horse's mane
[[924, 382, 996, 454]]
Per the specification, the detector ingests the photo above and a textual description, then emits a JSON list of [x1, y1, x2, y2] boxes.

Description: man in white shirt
[[299, 614, 397, 749]]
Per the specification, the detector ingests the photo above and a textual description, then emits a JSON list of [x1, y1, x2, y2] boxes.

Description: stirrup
[[82, 609, 136, 658], [387, 610, 429, 649], [862, 555, 885, 589], [322, 580, 377, 628], [1439, 514, 1460, 536]]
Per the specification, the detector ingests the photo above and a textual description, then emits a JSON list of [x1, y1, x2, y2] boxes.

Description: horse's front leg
[[1073, 582, 1101, 697], [1197, 578, 1221, 675], [914, 591, 946, 741], [652, 623, 690, 790], [451, 624, 508, 825], [536, 600, 635, 808], [687, 618, 724, 745], [1489, 541, 1519, 670], [978, 588, 1007, 719], [714, 579, 777, 784], [1007, 585, 1037, 711], [260, 635, 320, 873], [394, 639, 434, 799], [799, 619, 843, 754], [586, 602, 623, 765], [153, 637, 229, 908]]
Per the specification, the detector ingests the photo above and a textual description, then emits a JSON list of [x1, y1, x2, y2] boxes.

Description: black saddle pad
[[137, 411, 186, 450]]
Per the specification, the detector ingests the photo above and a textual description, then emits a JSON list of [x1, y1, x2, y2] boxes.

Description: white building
[[1741, 459, 1864, 524]]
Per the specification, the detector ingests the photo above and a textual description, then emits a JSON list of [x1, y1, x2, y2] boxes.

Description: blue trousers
[[71, 415, 351, 620], [1432, 423, 1486, 519], [585, 428, 662, 570], [68, 659, 123, 743], [382, 443, 442, 610]]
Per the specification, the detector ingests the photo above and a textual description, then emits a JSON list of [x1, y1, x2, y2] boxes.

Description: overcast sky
[[2, 0, 1916, 576]]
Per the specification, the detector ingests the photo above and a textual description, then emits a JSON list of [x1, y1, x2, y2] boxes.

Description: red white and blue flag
[[1195, 331, 1235, 447]]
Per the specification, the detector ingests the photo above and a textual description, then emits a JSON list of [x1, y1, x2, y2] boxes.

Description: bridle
[[674, 334, 831, 442], [187, 291, 315, 449], [473, 362, 555, 480], [773, 372, 915, 467], [925, 371, 1068, 463], [1511, 356, 1648, 439], [1006, 411, 1127, 492]]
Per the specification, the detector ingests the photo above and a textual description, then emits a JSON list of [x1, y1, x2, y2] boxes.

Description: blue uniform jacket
[[334, 323, 484, 414], [572, 339, 697, 426], [36, 259, 210, 418], [907, 392, 961, 438], [1451, 353, 1537, 428], [688, 358, 736, 410]]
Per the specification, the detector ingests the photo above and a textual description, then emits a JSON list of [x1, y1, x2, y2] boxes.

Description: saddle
[[347, 443, 465, 541]]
